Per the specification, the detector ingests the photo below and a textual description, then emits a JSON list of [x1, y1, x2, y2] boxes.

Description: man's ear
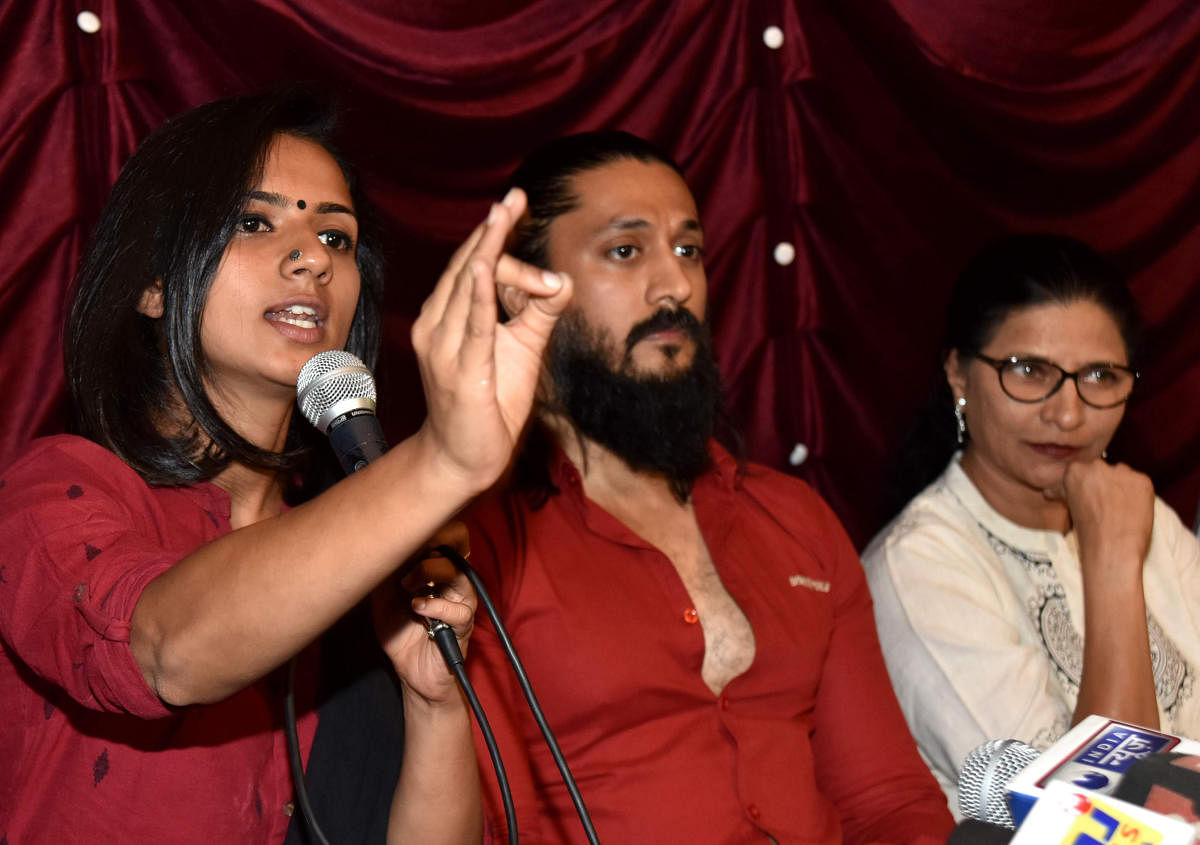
[[944, 348, 968, 400], [498, 282, 530, 320], [137, 280, 164, 318]]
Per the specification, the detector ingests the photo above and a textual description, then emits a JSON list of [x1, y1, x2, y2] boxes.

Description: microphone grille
[[957, 738, 1040, 828], [296, 350, 376, 432]]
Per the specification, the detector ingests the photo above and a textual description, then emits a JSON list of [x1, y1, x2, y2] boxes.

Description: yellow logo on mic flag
[[1063, 791, 1164, 845]]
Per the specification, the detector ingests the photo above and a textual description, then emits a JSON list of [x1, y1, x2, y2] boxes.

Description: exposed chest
[[621, 508, 756, 695]]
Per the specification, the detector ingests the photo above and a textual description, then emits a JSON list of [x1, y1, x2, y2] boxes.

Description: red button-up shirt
[[463, 443, 953, 843], [0, 436, 318, 843]]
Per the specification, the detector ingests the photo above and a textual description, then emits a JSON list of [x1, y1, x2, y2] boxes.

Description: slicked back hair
[[509, 129, 685, 271]]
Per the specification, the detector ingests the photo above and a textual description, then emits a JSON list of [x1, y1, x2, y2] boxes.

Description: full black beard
[[547, 307, 720, 501]]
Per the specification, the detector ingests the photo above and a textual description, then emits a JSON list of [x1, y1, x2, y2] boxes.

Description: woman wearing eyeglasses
[[862, 233, 1200, 811]]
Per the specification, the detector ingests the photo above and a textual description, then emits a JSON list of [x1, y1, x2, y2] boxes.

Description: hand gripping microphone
[[296, 357, 594, 845], [296, 350, 460, 658]]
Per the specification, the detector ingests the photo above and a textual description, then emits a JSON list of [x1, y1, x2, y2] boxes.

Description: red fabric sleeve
[[804, 492, 955, 844], [463, 500, 551, 844], [0, 437, 191, 718]]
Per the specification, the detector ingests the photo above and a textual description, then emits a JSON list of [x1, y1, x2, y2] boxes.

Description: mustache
[[624, 308, 704, 356]]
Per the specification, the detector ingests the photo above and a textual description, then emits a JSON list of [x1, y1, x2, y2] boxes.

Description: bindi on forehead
[[297, 199, 306, 210]]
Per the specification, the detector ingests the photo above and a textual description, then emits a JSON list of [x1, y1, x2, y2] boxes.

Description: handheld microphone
[[297, 350, 388, 476], [958, 716, 1200, 831], [296, 350, 459, 653], [959, 739, 1041, 828], [1006, 716, 1192, 825]]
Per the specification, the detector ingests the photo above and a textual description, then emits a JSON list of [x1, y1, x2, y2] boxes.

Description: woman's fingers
[[413, 188, 522, 354], [494, 254, 571, 314], [415, 190, 569, 407], [408, 187, 573, 487], [503, 270, 573, 343], [414, 222, 486, 350], [416, 190, 548, 368], [1064, 459, 1155, 568], [411, 593, 474, 630], [439, 204, 512, 347]]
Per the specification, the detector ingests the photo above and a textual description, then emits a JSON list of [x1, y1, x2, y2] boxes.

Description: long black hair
[[66, 88, 384, 490], [889, 233, 1142, 514]]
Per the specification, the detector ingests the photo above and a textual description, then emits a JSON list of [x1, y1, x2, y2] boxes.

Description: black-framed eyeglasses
[[974, 354, 1138, 409]]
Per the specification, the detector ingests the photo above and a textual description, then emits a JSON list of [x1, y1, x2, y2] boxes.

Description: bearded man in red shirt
[[462, 131, 953, 845]]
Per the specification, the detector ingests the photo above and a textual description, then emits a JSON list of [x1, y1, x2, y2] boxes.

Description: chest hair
[[614, 501, 756, 695]]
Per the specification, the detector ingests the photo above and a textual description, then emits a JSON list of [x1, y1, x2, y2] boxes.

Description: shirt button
[[719, 697, 729, 711], [683, 608, 699, 624], [283, 801, 295, 817], [747, 803, 761, 819]]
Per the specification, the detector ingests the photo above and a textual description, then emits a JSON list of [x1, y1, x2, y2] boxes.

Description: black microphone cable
[[289, 351, 596, 842], [281, 543, 600, 845], [285, 657, 333, 845], [423, 615, 519, 845], [435, 545, 601, 845], [283, 599, 521, 845]]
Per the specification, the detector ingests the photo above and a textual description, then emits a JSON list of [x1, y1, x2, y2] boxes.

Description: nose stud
[[288, 249, 302, 261]]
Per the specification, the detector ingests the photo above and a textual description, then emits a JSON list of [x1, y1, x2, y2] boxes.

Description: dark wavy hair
[[65, 88, 384, 489], [889, 233, 1142, 514]]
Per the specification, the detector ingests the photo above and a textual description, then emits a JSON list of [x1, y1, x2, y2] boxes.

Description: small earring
[[289, 249, 302, 261], [954, 396, 967, 445], [1102, 449, 1109, 460]]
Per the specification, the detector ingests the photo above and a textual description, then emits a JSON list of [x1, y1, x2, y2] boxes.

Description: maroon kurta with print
[[0, 435, 318, 844]]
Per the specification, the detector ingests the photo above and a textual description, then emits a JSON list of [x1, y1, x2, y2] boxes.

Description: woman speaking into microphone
[[0, 89, 571, 843]]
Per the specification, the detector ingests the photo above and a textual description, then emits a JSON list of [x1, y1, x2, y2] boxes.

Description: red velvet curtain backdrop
[[2, 0, 1199, 545]]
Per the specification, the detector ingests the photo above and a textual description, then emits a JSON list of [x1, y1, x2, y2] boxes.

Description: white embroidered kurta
[[863, 454, 1200, 815]]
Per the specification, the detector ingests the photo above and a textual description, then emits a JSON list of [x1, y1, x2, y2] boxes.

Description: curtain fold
[[3, 0, 1197, 544]]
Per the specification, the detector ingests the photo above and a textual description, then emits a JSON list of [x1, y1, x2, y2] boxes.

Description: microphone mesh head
[[296, 350, 376, 433], [957, 738, 1040, 828]]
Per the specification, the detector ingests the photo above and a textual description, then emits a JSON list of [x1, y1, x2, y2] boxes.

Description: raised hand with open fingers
[[411, 188, 572, 495]]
